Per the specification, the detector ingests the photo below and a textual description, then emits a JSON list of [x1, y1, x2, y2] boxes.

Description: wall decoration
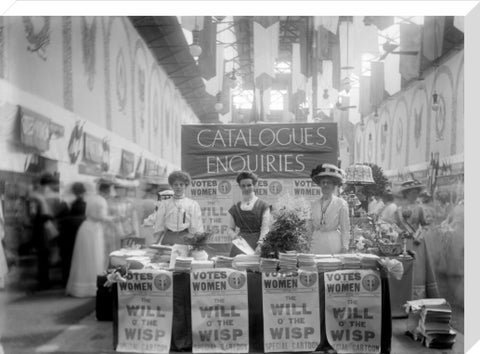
[[380, 122, 387, 162], [68, 120, 85, 164], [115, 49, 127, 112], [81, 17, 97, 91], [152, 89, 159, 133], [23, 16, 50, 61], [101, 137, 110, 172], [434, 94, 446, 141], [355, 132, 362, 162], [413, 106, 423, 148], [62, 16, 73, 111], [395, 118, 403, 153], [134, 41, 148, 134], [138, 67, 146, 129]]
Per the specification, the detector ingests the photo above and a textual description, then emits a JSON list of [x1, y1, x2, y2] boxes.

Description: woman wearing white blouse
[[228, 172, 271, 256], [154, 171, 203, 245], [310, 164, 350, 254]]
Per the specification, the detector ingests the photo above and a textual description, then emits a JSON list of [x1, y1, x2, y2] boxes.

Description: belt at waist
[[166, 228, 188, 233]]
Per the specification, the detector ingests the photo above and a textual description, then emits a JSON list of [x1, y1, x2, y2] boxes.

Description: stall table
[[388, 255, 414, 318], [109, 268, 392, 353]]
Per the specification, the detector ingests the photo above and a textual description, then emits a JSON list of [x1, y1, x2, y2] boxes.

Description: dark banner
[[182, 123, 338, 179]]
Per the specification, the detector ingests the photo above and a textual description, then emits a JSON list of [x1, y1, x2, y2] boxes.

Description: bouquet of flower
[[182, 231, 212, 251], [103, 264, 129, 287], [375, 219, 402, 243]]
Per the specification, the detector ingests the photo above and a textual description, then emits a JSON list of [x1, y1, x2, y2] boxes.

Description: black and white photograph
[[0, 2, 476, 354]]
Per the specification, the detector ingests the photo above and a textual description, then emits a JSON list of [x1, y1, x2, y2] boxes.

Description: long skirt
[[66, 219, 105, 298], [0, 239, 7, 289], [408, 232, 440, 299], [310, 229, 342, 255]]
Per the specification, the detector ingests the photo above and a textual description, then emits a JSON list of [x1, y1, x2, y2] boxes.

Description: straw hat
[[399, 179, 425, 193], [311, 163, 345, 185]]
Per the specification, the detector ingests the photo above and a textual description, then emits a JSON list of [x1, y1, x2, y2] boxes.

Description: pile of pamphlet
[[404, 298, 456, 349]]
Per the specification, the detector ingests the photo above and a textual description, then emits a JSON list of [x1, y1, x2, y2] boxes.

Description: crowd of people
[[0, 164, 463, 303]]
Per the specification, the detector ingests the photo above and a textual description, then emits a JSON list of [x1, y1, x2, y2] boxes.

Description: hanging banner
[[262, 271, 321, 353], [182, 123, 338, 179], [190, 269, 249, 353], [116, 270, 173, 353], [324, 269, 382, 354]]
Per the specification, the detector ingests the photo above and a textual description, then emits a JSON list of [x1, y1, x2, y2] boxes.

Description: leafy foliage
[[344, 163, 389, 199], [260, 207, 310, 258]]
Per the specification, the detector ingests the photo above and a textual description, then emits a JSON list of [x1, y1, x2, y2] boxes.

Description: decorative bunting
[[422, 16, 446, 62], [204, 44, 225, 96], [370, 61, 386, 108], [359, 75, 372, 117], [363, 16, 394, 31], [253, 19, 279, 90], [384, 51, 401, 95], [198, 16, 217, 80], [300, 17, 315, 78], [399, 23, 422, 83]]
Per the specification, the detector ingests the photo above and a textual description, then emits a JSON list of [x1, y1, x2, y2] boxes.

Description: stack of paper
[[173, 257, 193, 272], [340, 254, 362, 269], [212, 256, 234, 269], [232, 255, 260, 272], [191, 260, 215, 270], [405, 298, 457, 349], [148, 244, 173, 264], [260, 258, 279, 272], [278, 252, 298, 272], [315, 257, 343, 272], [297, 253, 316, 270], [359, 253, 380, 269]]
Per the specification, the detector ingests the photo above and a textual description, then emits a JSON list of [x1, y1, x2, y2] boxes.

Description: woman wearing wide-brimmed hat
[[309, 163, 350, 254], [395, 179, 440, 299]]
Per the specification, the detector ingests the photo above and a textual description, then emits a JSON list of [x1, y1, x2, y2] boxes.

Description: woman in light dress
[[309, 163, 350, 254], [66, 182, 116, 298]]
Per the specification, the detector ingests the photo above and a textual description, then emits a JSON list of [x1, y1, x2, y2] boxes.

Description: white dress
[[66, 194, 108, 297], [310, 196, 350, 254]]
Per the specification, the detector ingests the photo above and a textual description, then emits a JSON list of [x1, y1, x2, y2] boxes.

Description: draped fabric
[[370, 61, 386, 108], [399, 23, 422, 83], [359, 75, 373, 117], [204, 44, 225, 96], [363, 16, 394, 31], [290, 43, 307, 115], [384, 51, 401, 95], [198, 16, 217, 80], [300, 17, 315, 78]]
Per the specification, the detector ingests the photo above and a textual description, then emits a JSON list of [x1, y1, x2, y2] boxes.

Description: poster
[[116, 270, 173, 353], [262, 270, 321, 352], [182, 123, 338, 179], [190, 269, 249, 353], [324, 269, 382, 354], [188, 178, 235, 256]]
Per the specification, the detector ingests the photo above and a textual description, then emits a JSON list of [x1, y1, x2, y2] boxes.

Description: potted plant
[[182, 232, 212, 260]]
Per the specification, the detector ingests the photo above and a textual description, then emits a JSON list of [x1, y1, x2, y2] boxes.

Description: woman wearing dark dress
[[228, 172, 271, 256]]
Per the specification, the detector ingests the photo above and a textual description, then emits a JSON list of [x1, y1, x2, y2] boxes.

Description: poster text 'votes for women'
[[324, 269, 382, 354], [116, 270, 173, 354], [190, 269, 249, 353], [262, 270, 321, 353]]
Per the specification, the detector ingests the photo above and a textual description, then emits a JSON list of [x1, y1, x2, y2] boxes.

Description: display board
[[190, 269, 249, 353], [116, 270, 173, 353], [262, 271, 321, 352], [324, 269, 382, 354]]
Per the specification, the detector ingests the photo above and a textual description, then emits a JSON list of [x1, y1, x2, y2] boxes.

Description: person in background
[[29, 172, 64, 290], [111, 182, 140, 248], [379, 190, 398, 224], [153, 171, 203, 245], [367, 193, 385, 216], [395, 179, 440, 299], [227, 172, 271, 256], [66, 181, 116, 297], [58, 182, 86, 286], [309, 164, 350, 254], [419, 191, 435, 225]]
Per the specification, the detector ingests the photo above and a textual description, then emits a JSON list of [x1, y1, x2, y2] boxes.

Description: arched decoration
[[148, 63, 162, 153], [429, 65, 454, 157], [355, 125, 364, 163], [391, 96, 408, 166], [22, 16, 50, 61], [81, 17, 97, 91], [161, 80, 175, 160], [409, 84, 429, 164], [133, 39, 148, 143], [365, 119, 376, 163], [377, 106, 391, 167], [453, 53, 464, 155], [105, 17, 133, 132]]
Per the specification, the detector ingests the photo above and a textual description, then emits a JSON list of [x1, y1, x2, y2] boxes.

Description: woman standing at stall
[[153, 171, 203, 245], [228, 172, 271, 256], [310, 164, 350, 254], [395, 179, 440, 299], [66, 181, 116, 297]]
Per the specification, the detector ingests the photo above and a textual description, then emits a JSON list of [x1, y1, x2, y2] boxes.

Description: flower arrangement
[[103, 264, 130, 287], [182, 231, 212, 251], [260, 195, 310, 258]]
